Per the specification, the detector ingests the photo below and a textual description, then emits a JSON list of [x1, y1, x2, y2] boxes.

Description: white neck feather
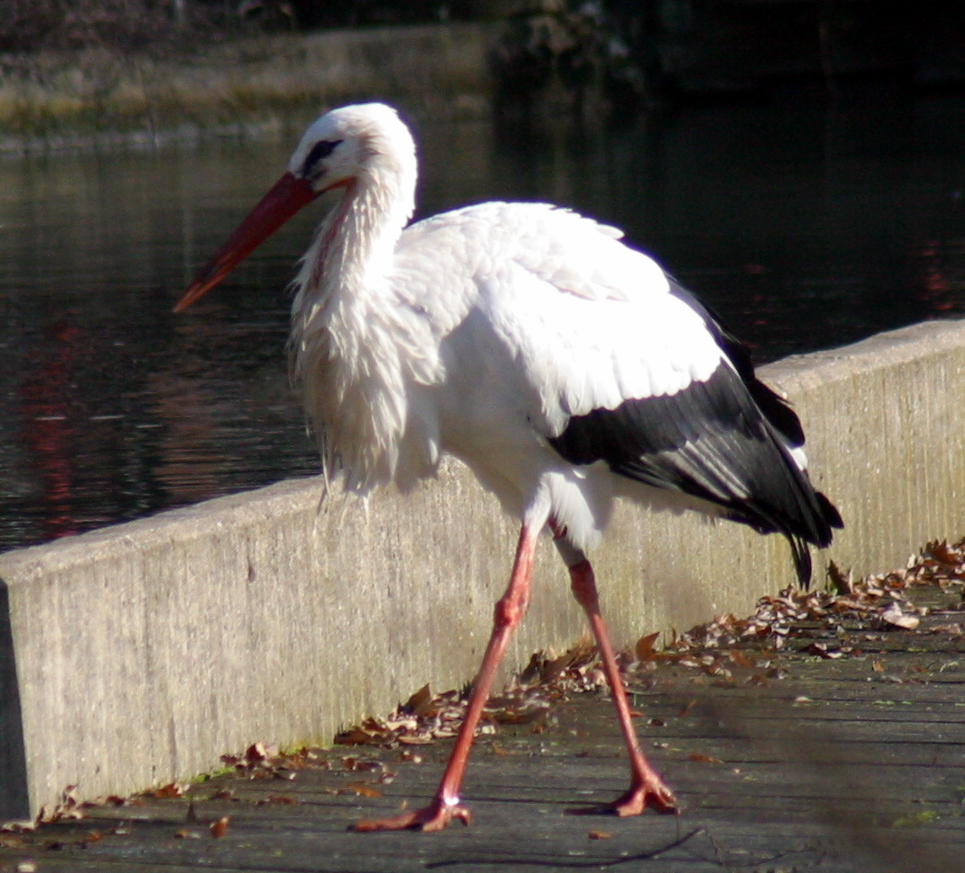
[[288, 132, 421, 493]]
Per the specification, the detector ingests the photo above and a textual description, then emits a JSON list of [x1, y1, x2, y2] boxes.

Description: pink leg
[[567, 557, 678, 816], [353, 522, 540, 832]]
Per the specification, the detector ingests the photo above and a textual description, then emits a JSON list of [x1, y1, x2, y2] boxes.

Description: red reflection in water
[[19, 319, 84, 541], [913, 238, 965, 313]]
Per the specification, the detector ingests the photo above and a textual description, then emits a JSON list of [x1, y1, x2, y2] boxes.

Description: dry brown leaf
[[827, 560, 853, 595], [881, 603, 920, 630], [688, 753, 723, 764], [404, 683, 434, 715], [727, 649, 756, 669], [101, 795, 128, 807], [588, 829, 612, 839], [245, 742, 269, 764], [490, 705, 548, 725], [927, 540, 957, 566], [635, 631, 661, 661], [0, 820, 37, 834], [805, 642, 843, 659], [341, 757, 380, 771], [335, 728, 380, 746], [343, 782, 382, 798], [209, 816, 230, 838]]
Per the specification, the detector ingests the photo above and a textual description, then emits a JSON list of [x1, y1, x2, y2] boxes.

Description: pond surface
[[1, 81, 964, 551]]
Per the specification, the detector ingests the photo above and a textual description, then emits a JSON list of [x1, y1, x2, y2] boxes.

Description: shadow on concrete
[[0, 577, 29, 820]]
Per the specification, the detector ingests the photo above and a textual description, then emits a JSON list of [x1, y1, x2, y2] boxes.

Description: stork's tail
[[778, 488, 842, 588]]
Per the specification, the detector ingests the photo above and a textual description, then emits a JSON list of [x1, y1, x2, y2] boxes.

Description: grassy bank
[[0, 22, 501, 151]]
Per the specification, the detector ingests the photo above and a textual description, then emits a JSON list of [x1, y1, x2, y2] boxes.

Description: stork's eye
[[302, 139, 342, 177]]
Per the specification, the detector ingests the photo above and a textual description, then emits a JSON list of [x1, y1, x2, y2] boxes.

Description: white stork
[[175, 103, 842, 832]]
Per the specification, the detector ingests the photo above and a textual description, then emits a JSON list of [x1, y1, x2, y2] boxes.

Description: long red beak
[[174, 172, 318, 313]]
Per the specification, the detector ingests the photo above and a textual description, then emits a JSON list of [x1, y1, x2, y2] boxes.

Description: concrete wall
[[2, 318, 965, 820]]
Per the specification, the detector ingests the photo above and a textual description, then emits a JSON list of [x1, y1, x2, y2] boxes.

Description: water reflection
[[1, 82, 964, 551]]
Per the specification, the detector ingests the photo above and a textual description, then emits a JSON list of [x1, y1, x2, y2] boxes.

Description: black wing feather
[[667, 277, 806, 447], [548, 297, 842, 587]]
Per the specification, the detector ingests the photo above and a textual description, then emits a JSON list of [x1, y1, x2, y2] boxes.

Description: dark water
[[2, 82, 964, 551]]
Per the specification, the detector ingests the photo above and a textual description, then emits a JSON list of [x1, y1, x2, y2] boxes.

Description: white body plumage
[[285, 105, 771, 557], [277, 105, 836, 570]]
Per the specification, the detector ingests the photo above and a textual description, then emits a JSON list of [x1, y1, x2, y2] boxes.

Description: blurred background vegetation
[[0, 1, 501, 52], [0, 2, 959, 130], [0, 1, 653, 113]]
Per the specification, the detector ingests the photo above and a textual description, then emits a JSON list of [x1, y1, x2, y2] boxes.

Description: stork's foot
[[352, 798, 472, 833], [609, 777, 678, 816], [568, 774, 678, 817]]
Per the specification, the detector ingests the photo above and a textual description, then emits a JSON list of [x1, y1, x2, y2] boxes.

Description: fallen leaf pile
[[332, 636, 608, 750], [621, 539, 965, 686], [299, 539, 965, 752], [664, 539, 965, 655]]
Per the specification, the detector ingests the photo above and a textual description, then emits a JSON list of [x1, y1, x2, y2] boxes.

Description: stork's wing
[[454, 205, 731, 428], [452, 205, 840, 582], [394, 202, 839, 582]]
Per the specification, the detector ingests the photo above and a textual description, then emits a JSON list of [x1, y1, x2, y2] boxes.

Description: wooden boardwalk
[[2, 575, 964, 873]]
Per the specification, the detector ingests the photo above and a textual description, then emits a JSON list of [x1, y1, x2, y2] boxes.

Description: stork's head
[[174, 103, 414, 312], [289, 103, 415, 195]]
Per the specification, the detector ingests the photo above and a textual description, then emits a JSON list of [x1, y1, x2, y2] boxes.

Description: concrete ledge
[[2, 318, 965, 819]]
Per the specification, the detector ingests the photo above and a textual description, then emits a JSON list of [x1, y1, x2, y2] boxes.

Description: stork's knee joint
[[568, 560, 599, 610], [494, 594, 526, 629]]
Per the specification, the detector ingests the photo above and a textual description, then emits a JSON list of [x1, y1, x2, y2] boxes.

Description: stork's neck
[[288, 148, 421, 493], [295, 160, 415, 326]]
